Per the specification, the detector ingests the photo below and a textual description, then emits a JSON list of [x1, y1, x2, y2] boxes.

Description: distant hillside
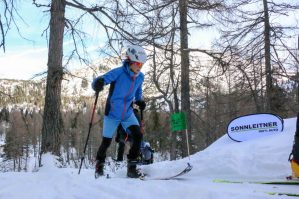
[[0, 65, 107, 111], [0, 57, 121, 111]]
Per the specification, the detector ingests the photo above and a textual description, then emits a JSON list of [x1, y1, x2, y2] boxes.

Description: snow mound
[[0, 117, 298, 199]]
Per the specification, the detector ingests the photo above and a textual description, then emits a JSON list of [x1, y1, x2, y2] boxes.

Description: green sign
[[171, 112, 187, 132]]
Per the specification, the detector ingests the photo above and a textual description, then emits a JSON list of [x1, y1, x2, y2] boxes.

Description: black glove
[[92, 77, 104, 93], [135, 100, 146, 111]]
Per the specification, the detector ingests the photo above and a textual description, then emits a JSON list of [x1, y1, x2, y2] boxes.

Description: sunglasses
[[134, 62, 143, 68]]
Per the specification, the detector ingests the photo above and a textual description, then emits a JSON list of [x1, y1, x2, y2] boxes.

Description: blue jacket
[[93, 61, 144, 120]]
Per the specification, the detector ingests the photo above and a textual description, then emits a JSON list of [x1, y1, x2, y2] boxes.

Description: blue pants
[[102, 114, 139, 138]]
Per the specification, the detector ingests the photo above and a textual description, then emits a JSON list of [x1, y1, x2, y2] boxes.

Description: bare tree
[[40, 0, 66, 157], [215, 0, 299, 113], [120, 0, 225, 157], [38, 0, 157, 161], [0, 0, 12, 52], [0, 0, 25, 53], [178, 0, 192, 157]]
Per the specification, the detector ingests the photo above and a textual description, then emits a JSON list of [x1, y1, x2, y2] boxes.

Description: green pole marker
[[171, 112, 187, 132], [171, 112, 191, 161]]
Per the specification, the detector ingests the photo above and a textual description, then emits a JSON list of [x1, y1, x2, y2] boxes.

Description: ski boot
[[127, 159, 141, 178], [291, 136, 299, 178], [291, 137, 299, 178], [291, 159, 299, 178], [95, 160, 104, 178]]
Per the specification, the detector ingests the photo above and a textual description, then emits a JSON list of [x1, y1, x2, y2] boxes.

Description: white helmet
[[123, 45, 147, 64]]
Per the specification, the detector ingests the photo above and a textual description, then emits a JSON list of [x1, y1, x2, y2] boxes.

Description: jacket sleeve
[[102, 67, 123, 85]]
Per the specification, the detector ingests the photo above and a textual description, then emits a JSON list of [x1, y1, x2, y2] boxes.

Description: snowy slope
[[0, 117, 298, 199]]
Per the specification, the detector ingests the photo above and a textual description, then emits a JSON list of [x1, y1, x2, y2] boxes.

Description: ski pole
[[140, 109, 144, 134], [78, 91, 99, 174], [140, 109, 143, 121]]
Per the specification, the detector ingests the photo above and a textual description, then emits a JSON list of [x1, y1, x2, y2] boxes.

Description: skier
[[115, 108, 154, 164], [92, 44, 147, 178], [290, 112, 299, 178], [139, 141, 154, 164], [115, 108, 140, 162]]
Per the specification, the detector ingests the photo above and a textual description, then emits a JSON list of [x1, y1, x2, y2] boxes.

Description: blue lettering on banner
[[227, 113, 284, 142], [231, 122, 278, 132]]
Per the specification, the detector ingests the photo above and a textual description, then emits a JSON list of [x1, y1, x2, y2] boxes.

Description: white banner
[[227, 113, 284, 142]]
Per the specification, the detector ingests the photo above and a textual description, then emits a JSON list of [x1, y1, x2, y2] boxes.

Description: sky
[[0, 116, 298, 199], [0, 1, 218, 80], [0, 1, 106, 80], [0, 2, 48, 79], [1, 1, 298, 81]]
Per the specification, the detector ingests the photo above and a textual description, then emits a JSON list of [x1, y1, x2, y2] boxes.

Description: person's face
[[129, 61, 143, 74]]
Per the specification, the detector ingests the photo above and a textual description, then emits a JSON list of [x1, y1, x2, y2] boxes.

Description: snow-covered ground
[[0, 117, 298, 199]]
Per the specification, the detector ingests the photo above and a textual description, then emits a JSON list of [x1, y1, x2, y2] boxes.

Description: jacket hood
[[122, 60, 141, 78]]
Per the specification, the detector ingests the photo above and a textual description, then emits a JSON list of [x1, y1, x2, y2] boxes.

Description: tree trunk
[[297, 35, 299, 110], [263, 0, 273, 112], [41, 0, 66, 157], [179, 0, 192, 157]]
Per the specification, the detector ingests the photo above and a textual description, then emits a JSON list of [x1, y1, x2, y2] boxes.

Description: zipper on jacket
[[122, 74, 136, 119]]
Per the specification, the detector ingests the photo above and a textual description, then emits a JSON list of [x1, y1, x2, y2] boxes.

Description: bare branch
[[32, 0, 51, 8], [0, 14, 5, 52]]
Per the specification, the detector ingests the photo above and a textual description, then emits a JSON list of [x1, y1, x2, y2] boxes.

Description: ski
[[265, 192, 299, 197], [213, 178, 299, 185], [140, 163, 192, 181], [95, 163, 192, 180]]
